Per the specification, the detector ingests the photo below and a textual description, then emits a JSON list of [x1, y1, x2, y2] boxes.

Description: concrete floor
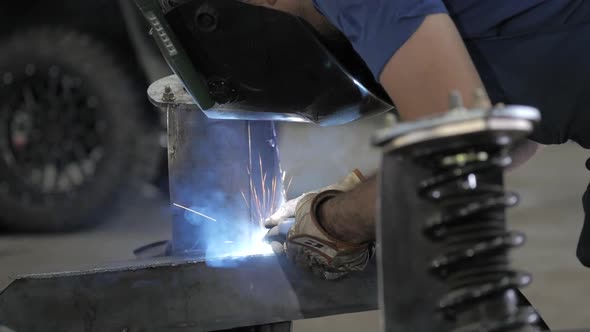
[[1, 117, 589, 331]]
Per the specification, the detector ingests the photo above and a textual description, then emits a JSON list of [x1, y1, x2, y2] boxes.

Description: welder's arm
[[380, 14, 484, 120], [314, 14, 542, 244], [313, 15, 487, 243], [265, 10, 543, 274], [317, 176, 377, 244], [315, 144, 543, 245]]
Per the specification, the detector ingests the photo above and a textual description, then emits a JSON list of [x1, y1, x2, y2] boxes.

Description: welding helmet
[[135, 0, 394, 125]]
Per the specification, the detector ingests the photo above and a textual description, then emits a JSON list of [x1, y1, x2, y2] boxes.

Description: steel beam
[[0, 255, 377, 332]]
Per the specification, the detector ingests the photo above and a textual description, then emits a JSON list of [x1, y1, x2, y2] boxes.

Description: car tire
[[0, 27, 160, 232]]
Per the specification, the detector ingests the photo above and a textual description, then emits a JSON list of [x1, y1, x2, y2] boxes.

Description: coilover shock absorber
[[373, 92, 546, 332]]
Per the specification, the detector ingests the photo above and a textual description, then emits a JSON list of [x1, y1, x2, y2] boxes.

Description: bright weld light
[[467, 173, 477, 189], [173, 203, 217, 222], [226, 228, 274, 258], [244, 228, 275, 256], [210, 228, 274, 261]]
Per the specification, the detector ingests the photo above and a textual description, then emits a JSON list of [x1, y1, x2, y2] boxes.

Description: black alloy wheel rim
[[0, 63, 107, 206]]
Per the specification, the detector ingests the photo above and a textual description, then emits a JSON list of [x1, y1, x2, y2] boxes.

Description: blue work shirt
[[313, 0, 590, 267], [313, 0, 590, 148]]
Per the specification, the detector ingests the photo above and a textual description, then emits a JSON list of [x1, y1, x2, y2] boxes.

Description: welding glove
[[264, 170, 374, 280], [264, 169, 366, 228]]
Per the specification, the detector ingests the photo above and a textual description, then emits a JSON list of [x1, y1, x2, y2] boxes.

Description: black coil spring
[[418, 148, 540, 332]]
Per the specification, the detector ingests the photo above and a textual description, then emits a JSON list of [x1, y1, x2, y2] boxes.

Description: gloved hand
[[264, 169, 374, 280]]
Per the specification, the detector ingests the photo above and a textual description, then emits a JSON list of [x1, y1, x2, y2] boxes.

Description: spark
[[242, 121, 292, 229], [213, 228, 274, 260], [173, 203, 217, 222], [242, 153, 292, 229]]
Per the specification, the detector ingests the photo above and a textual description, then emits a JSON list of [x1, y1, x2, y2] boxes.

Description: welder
[[247, 0, 590, 279]]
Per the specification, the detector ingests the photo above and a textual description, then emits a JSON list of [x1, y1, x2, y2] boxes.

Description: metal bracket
[[148, 74, 200, 112]]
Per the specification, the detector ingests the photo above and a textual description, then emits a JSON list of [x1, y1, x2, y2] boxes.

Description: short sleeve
[[313, 0, 448, 79]]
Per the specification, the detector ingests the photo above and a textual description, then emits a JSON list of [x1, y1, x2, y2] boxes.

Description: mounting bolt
[[473, 88, 491, 109], [448, 90, 464, 111], [383, 113, 397, 128], [162, 85, 176, 102]]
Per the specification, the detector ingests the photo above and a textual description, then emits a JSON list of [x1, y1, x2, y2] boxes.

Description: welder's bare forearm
[[380, 14, 485, 120], [316, 141, 542, 245], [315, 142, 541, 245], [318, 177, 377, 244]]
